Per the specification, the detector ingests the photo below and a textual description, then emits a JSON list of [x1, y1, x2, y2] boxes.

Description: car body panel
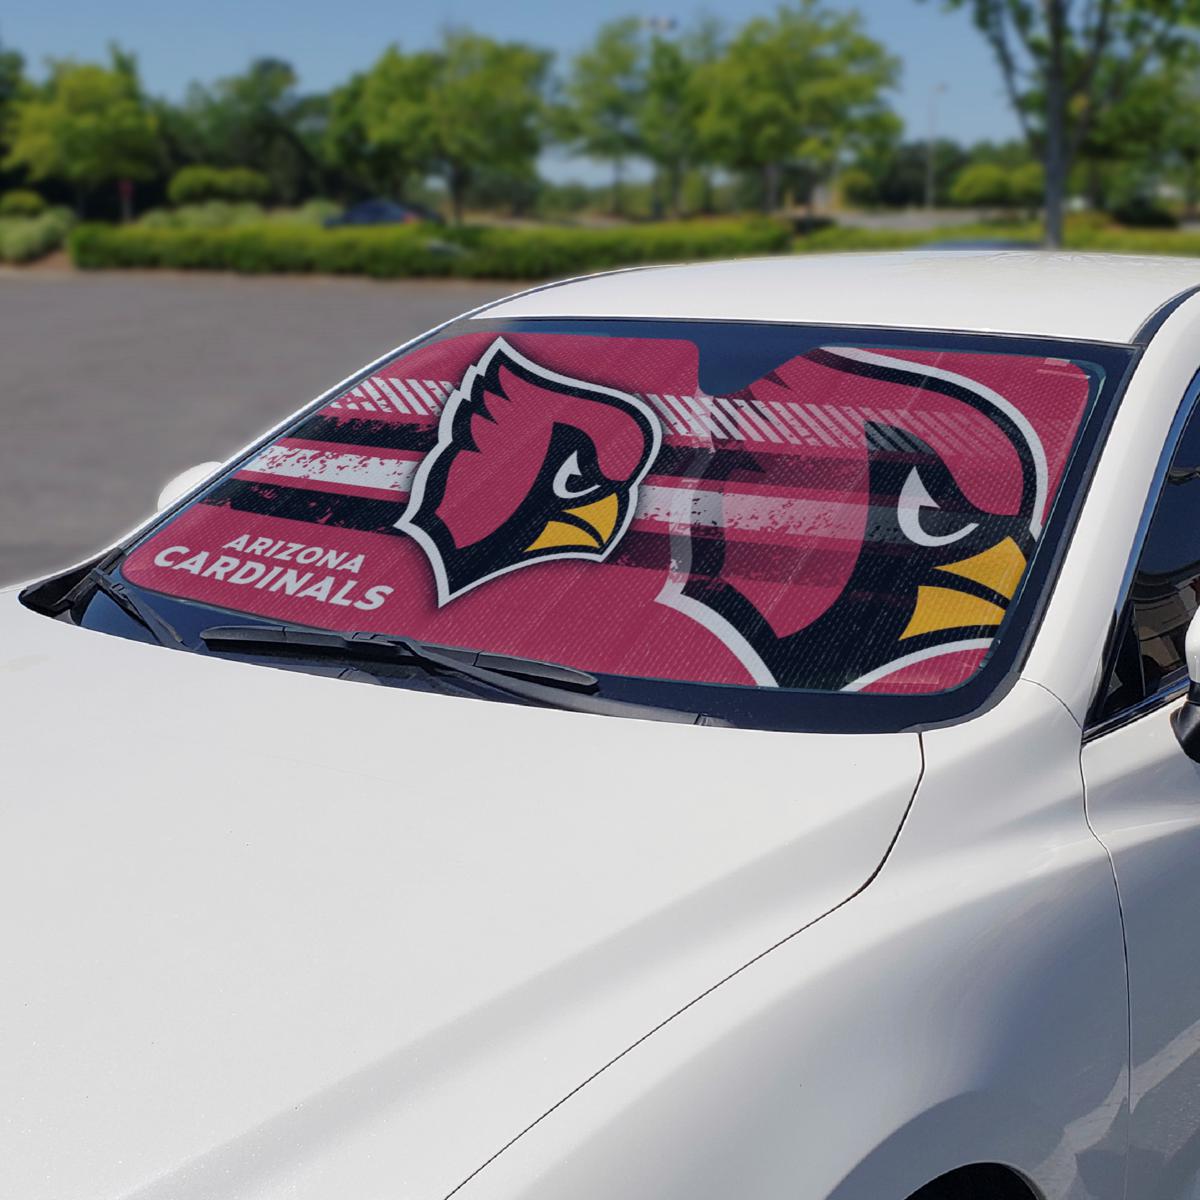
[[482, 251, 1200, 343], [451, 683, 1128, 1200], [1084, 704, 1200, 1200], [13, 251, 1200, 1199], [0, 598, 919, 1200]]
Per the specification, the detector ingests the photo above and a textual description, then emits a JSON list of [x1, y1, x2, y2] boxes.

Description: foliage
[[4, 48, 159, 211], [68, 216, 791, 277], [324, 69, 409, 200], [0, 207, 73, 262], [950, 162, 1014, 206], [1110, 195, 1179, 227], [359, 33, 549, 224], [558, 19, 646, 214], [863, 139, 969, 208], [0, 188, 45, 216], [137, 197, 339, 230], [931, 0, 1200, 245], [694, 0, 898, 211], [139, 200, 264, 229], [166, 59, 326, 204], [1008, 161, 1046, 207], [356, 48, 440, 202], [639, 21, 725, 217], [837, 167, 877, 207], [167, 165, 269, 205]]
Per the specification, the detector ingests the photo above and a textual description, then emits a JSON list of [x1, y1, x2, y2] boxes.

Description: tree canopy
[[694, 0, 898, 210], [934, 0, 1200, 244], [5, 49, 159, 215]]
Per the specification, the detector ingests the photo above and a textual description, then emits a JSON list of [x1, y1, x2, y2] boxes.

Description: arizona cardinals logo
[[658, 346, 1048, 691], [397, 338, 661, 605]]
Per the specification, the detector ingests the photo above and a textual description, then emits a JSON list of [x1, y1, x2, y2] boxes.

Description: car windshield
[[86, 318, 1131, 730]]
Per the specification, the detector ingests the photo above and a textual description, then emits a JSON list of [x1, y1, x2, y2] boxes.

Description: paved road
[[0, 271, 512, 584]]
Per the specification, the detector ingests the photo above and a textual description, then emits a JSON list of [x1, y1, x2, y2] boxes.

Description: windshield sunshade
[[120, 320, 1110, 700]]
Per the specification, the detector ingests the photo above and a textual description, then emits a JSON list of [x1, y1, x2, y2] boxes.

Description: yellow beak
[[525, 492, 620, 552], [900, 536, 1026, 641]]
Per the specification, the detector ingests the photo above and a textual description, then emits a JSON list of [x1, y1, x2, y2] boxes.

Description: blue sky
[[3, 0, 1021, 177]]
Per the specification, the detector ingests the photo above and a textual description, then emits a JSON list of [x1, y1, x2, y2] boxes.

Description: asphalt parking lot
[[0, 270, 511, 584]]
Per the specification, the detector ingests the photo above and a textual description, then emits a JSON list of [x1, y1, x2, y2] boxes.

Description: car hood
[[0, 594, 921, 1200]]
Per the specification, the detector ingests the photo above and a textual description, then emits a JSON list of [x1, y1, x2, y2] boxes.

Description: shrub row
[[137, 198, 342, 231], [68, 217, 792, 278], [0, 208, 74, 263], [0, 188, 47, 218], [167, 166, 271, 206], [793, 219, 1048, 254]]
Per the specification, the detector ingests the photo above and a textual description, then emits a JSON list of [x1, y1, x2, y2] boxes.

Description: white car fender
[[452, 680, 1127, 1200]]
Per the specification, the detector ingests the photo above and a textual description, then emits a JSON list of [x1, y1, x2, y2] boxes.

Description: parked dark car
[[324, 198, 443, 228]]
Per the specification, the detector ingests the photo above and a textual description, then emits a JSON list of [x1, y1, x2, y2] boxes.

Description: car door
[[1083, 381, 1200, 1200]]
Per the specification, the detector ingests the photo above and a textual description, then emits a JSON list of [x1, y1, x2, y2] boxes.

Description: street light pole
[[925, 83, 948, 210]]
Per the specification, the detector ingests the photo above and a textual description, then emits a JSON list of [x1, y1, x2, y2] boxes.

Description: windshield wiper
[[84, 564, 184, 648], [199, 623, 719, 725]]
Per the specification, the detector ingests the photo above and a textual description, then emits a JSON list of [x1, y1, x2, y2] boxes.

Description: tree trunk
[[449, 165, 467, 226], [763, 162, 782, 213], [611, 158, 624, 217], [1043, 2, 1068, 248]]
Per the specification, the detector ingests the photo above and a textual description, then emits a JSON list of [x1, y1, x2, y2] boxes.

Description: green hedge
[[0, 208, 74, 263], [167, 166, 271, 206], [137, 198, 342, 231], [68, 217, 792, 279], [0, 188, 47, 218]]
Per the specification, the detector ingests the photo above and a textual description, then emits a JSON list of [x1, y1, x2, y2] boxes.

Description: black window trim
[[1084, 369, 1200, 740]]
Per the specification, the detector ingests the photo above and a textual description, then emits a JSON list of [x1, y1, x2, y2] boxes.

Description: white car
[[8, 250, 1200, 1200]]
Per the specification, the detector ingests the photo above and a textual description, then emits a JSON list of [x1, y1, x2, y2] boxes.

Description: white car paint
[[9, 250, 1200, 1199], [0, 600, 919, 1200], [482, 250, 1200, 343]]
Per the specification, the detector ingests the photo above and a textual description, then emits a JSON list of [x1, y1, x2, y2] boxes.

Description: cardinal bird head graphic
[[662, 346, 1048, 692], [397, 338, 661, 605]]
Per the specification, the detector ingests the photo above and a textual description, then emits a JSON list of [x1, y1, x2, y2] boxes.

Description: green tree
[[637, 20, 724, 217], [838, 165, 877, 206], [363, 33, 548, 224], [950, 161, 1013, 206], [560, 18, 646, 215], [1008, 160, 1046, 208], [5, 48, 160, 217], [930, 0, 1200, 247], [171, 59, 325, 202], [695, 1, 898, 212], [1077, 59, 1200, 216], [1159, 70, 1200, 217], [865, 139, 967, 207], [0, 40, 28, 194], [356, 48, 440, 202], [427, 32, 549, 224]]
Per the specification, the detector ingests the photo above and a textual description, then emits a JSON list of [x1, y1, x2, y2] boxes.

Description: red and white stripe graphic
[[327, 374, 988, 454], [239, 439, 868, 547]]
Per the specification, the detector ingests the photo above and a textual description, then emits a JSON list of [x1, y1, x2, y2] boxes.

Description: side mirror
[[1173, 609, 1200, 760], [156, 461, 220, 511]]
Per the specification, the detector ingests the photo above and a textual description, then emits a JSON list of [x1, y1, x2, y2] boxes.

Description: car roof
[[477, 250, 1200, 345]]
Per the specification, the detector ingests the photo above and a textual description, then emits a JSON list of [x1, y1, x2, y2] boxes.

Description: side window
[[1096, 400, 1200, 721]]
